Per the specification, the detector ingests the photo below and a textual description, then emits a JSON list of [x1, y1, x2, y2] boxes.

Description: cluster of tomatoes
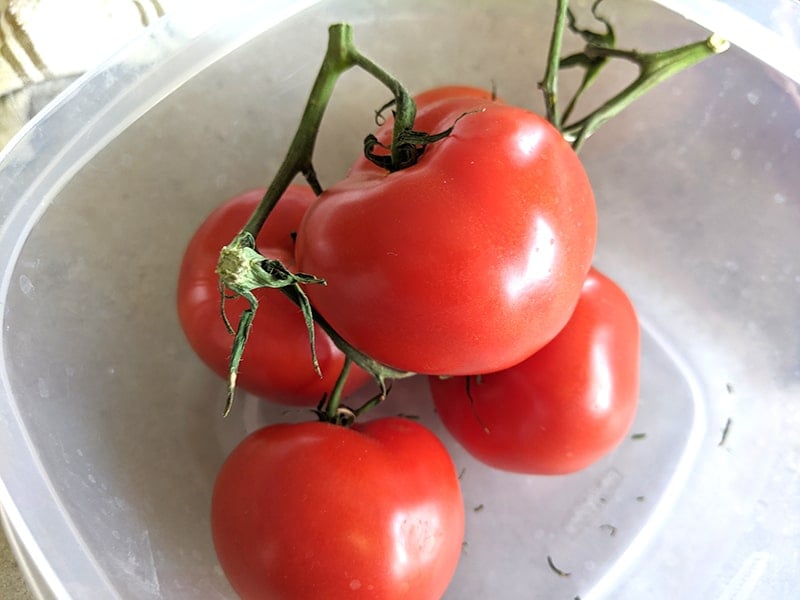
[[177, 85, 640, 599]]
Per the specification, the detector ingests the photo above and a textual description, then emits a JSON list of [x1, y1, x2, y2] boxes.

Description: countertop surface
[[1, 527, 32, 599]]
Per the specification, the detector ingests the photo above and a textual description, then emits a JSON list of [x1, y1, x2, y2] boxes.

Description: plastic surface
[[656, 0, 800, 83], [0, 0, 798, 598]]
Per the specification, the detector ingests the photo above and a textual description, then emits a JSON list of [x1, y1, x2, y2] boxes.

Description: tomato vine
[[214, 0, 729, 419], [542, 0, 729, 152]]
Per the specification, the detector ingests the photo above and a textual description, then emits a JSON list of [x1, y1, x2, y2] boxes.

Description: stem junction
[[542, 0, 729, 152], [216, 23, 418, 416]]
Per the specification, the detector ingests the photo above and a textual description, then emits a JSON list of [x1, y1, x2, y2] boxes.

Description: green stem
[[278, 285, 413, 387], [540, 0, 570, 129], [353, 387, 391, 419], [240, 27, 345, 236], [564, 34, 729, 152], [239, 23, 417, 237], [325, 356, 352, 422], [348, 54, 417, 167], [560, 0, 615, 124], [317, 359, 394, 427], [216, 23, 420, 416]]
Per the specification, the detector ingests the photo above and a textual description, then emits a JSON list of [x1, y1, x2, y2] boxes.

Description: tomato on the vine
[[296, 94, 597, 375], [349, 85, 499, 175], [211, 417, 465, 600], [412, 84, 496, 107], [429, 267, 640, 475], [177, 186, 369, 405]]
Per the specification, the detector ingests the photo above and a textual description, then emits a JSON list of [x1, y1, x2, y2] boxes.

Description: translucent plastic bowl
[[1, 0, 798, 598]]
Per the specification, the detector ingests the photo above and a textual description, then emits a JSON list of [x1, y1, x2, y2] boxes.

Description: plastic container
[[0, 0, 798, 598]]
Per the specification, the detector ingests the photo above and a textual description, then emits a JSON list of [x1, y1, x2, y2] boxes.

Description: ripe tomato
[[295, 99, 596, 375], [429, 267, 640, 475], [177, 186, 369, 405], [211, 417, 465, 599], [349, 85, 499, 175], [412, 84, 496, 106]]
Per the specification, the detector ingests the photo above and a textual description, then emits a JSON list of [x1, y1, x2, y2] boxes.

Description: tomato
[[349, 85, 499, 175], [295, 98, 597, 375], [211, 417, 465, 599], [412, 84, 496, 106], [177, 186, 369, 405], [429, 267, 640, 475]]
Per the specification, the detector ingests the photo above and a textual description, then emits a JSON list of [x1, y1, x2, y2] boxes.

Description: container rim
[[0, 1, 321, 597], [0, 0, 796, 597], [654, 0, 800, 84]]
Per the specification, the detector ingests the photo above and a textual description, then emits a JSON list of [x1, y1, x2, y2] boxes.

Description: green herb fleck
[[599, 523, 617, 536], [546, 555, 571, 577], [719, 418, 732, 447]]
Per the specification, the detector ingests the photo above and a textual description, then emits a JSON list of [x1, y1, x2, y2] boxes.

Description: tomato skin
[[413, 84, 496, 106], [177, 186, 369, 405], [350, 85, 499, 175], [429, 267, 640, 475], [211, 418, 465, 600], [296, 100, 597, 375]]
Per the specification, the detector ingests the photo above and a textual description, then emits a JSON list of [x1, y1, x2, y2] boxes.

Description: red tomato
[[296, 100, 596, 375], [413, 84, 497, 106], [349, 85, 499, 174], [211, 417, 465, 599], [177, 186, 369, 405], [429, 267, 640, 475]]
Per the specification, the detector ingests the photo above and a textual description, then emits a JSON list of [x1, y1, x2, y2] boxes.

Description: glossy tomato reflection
[[430, 267, 640, 475], [211, 418, 465, 600], [296, 94, 596, 376]]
